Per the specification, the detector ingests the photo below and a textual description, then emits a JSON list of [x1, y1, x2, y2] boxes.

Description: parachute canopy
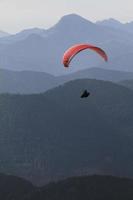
[[62, 43, 108, 68]]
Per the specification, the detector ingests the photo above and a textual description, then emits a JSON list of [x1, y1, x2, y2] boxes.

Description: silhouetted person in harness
[[80, 90, 90, 98]]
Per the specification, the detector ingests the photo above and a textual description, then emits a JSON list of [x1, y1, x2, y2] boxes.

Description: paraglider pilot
[[80, 90, 90, 98]]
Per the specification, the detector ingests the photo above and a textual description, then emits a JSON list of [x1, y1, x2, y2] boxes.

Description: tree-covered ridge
[[23, 175, 133, 200], [0, 79, 133, 184]]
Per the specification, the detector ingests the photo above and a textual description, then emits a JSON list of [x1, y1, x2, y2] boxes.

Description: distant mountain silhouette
[[119, 79, 133, 90], [0, 28, 46, 44], [0, 14, 133, 74], [59, 67, 133, 83], [97, 18, 133, 33], [0, 79, 133, 185], [96, 18, 123, 29], [0, 68, 133, 94], [0, 68, 57, 93]]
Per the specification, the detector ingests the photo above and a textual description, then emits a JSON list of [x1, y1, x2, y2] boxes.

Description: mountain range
[[0, 13, 133, 194], [1, 173, 133, 200], [0, 67, 133, 94], [22, 175, 133, 200], [0, 14, 132, 74], [0, 79, 133, 185], [97, 18, 133, 33]]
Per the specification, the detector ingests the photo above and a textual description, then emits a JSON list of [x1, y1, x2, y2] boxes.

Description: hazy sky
[[0, 0, 133, 33]]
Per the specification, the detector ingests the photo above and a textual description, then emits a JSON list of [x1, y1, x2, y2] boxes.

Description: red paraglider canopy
[[62, 43, 108, 68]]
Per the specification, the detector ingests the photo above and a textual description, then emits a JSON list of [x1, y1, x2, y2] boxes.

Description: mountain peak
[[97, 18, 123, 28], [20, 27, 45, 34], [59, 13, 93, 24], [105, 18, 121, 23], [52, 13, 94, 31]]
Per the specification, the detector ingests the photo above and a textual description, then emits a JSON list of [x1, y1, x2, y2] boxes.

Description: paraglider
[[62, 43, 108, 68], [80, 90, 90, 98], [62, 43, 108, 98]]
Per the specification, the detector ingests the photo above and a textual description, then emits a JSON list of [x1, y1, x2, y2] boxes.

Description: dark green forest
[[1, 174, 133, 200], [0, 79, 133, 185]]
